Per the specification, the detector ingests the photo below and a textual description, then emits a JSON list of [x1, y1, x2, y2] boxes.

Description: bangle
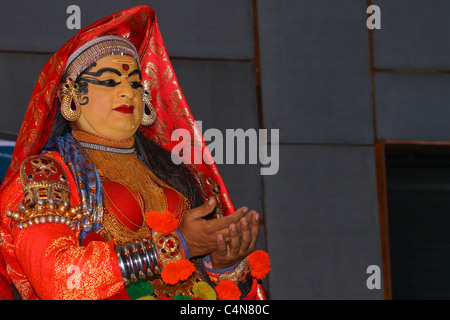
[[115, 238, 160, 286], [217, 258, 251, 285]]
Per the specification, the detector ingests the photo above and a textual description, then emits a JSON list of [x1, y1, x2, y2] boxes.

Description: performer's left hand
[[210, 210, 260, 270]]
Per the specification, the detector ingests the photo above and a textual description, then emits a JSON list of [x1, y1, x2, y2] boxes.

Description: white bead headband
[[64, 35, 140, 80]]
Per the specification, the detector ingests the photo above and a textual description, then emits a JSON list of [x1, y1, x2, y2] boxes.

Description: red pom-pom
[[161, 259, 196, 285], [215, 280, 241, 300], [145, 210, 179, 233], [82, 232, 106, 247], [248, 250, 271, 280]]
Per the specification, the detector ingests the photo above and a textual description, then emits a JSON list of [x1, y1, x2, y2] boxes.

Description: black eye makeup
[[79, 67, 142, 89], [79, 77, 120, 87], [79, 78, 142, 89], [130, 81, 142, 89]]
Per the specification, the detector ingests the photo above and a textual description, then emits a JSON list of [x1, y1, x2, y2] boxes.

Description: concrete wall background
[[0, 0, 449, 299]]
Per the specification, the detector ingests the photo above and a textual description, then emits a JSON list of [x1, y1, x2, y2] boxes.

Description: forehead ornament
[[64, 35, 140, 81]]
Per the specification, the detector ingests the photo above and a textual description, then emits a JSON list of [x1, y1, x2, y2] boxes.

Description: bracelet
[[153, 230, 184, 267], [115, 238, 161, 286], [217, 258, 251, 285]]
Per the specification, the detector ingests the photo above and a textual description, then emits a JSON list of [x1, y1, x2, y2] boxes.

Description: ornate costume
[[0, 6, 268, 300]]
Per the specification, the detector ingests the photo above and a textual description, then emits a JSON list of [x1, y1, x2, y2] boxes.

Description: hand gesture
[[210, 210, 260, 270], [178, 197, 249, 258]]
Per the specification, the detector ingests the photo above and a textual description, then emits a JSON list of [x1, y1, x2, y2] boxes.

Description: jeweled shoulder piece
[[6, 155, 87, 230], [19, 155, 70, 205]]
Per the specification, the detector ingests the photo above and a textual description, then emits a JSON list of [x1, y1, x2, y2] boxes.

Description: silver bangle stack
[[114, 238, 161, 286]]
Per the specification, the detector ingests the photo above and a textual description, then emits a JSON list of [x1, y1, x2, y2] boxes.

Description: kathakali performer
[[0, 5, 269, 300]]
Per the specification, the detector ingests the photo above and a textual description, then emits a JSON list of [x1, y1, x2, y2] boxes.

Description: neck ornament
[[72, 130, 135, 154], [78, 141, 135, 154]]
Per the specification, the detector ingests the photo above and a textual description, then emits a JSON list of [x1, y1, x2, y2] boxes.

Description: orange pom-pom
[[248, 250, 271, 280], [215, 280, 241, 300], [145, 210, 179, 233], [161, 259, 195, 285]]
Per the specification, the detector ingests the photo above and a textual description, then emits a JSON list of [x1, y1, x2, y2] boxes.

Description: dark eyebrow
[[83, 67, 122, 77], [128, 69, 141, 78]]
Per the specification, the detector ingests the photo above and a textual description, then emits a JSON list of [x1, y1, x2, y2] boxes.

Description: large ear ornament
[[141, 88, 156, 126], [60, 77, 82, 122]]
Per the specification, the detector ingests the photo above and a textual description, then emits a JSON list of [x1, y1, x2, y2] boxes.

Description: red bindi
[[122, 64, 130, 71]]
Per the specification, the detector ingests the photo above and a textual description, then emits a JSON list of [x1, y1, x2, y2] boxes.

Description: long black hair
[[48, 105, 205, 209]]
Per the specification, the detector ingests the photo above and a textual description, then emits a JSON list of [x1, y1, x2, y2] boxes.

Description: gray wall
[[259, 1, 381, 299], [0, 0, 449, 300]]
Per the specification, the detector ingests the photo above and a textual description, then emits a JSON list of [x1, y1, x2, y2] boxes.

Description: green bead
[[174, 294, 192, 300]]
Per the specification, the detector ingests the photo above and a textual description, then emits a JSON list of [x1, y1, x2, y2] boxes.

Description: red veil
[[0, 5, 235, 216]]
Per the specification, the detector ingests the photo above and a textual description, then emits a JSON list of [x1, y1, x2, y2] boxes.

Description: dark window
[[386, 145, 450, 299]]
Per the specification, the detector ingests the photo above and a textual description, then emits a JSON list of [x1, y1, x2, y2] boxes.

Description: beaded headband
[[64, 35, 140, 80]]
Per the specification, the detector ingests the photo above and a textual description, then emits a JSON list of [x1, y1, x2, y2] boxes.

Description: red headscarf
[[0, 5, 235, 216]]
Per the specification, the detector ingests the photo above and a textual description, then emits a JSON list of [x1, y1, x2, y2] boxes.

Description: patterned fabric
[[43, 134, 104, 244], [0, 253, 13, 300], [0, 152, 124, 300]]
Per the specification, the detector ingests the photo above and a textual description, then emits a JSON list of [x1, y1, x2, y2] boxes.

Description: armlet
[[6, 154, 86, 230]]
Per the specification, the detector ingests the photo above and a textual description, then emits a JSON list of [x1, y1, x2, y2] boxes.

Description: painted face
[[70, 55, 144, 140]]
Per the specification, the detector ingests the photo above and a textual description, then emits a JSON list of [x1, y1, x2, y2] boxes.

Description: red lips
[[114, 105, 134, 114]]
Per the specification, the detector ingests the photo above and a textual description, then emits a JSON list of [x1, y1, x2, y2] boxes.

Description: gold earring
[[60, 77, 81, 121], [141, 88, 156, 126]]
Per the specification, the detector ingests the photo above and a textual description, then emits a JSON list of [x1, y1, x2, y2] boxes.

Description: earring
[[60, 77, 81, 121], [141, 88, 156, 126]]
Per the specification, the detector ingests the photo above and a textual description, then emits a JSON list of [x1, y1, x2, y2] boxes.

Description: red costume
[[0, 6, 267, 300]]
